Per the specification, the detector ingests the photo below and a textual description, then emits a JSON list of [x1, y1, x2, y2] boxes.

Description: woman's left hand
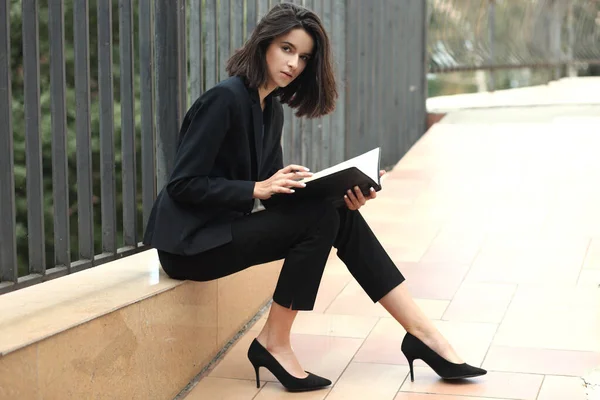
[[344, 170, 386, 211]]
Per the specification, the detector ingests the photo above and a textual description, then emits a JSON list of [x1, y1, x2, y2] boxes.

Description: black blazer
[[143, 76, 285, 255]]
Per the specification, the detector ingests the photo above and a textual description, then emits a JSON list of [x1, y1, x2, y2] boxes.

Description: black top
[[143, 76, 285, 255]]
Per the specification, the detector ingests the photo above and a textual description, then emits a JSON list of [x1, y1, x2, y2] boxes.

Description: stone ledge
[[0, 249, 179, 357], [0, 249, 282, 399]]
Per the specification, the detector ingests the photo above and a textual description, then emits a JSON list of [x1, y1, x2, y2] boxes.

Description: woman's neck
[[258, 82, 277, 110]]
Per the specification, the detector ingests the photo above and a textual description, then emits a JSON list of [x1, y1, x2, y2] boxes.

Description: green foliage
[[10, 0, 144, 276]]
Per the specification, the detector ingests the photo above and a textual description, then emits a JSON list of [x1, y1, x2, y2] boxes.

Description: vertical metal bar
[[488, 0, 496, 91], [246, 0, 257, 40], [190, 0, 204, 100], [334, 0, 360, 158], [382, 0, 394, 163], [406, 0, 418, 152], [120, 0, 137, 247], [231, 0, 244, 51], [205, 0, 218, 89], [73, 0, 94, 261], [177, 0, 187, 122], [280, 0, 294, 165], [365, 1, 374, 156], [0, 0, 17, 283], [307, 0, 321, 171], [49, 0, 70, 269], [319, 0, 331, 168], [372, 1, 382, 161], [139, 0, 155, 231], [398, 0, 409, 158], [155, 0, 180, 191], [331, 0, 345, 165], [97, 0, 116, 255], [417, 0, 427, 144], [219, 0, 231, 82], [257, 0, 269, 19], [566, 1, 576, 77], [22, 0, 46, 275], [301, 0, 313, 169]]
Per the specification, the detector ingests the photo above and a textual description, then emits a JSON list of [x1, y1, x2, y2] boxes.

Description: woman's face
[[265, 28, 314, 90]]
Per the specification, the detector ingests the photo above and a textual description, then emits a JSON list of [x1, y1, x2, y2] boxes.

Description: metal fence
[[427, 0, 600, 88], [0, 0, 427, 294]]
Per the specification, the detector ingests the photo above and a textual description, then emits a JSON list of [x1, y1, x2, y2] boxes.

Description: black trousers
[[158, 200, 405, 310]]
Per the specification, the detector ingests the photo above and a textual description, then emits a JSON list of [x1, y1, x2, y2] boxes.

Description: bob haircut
[[226, 3, 337, 119]]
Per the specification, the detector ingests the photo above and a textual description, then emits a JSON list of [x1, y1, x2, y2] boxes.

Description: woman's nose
[[288, 55, 299, 69]]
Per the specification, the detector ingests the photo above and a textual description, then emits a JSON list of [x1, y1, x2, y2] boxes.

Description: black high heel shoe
[[401, 332, 487, 381], [247, 339, 332, 392]]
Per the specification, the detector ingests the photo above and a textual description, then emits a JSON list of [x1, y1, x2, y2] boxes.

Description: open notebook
[[279, 147, 382, 206]]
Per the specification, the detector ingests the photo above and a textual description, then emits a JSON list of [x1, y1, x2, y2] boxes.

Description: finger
[[368, 187, 377, 199], [346, 189, 361, 208], [379, 170, 386, 177], [282, 171, 313, 180], [287, 179, 307, 189], [273, 185, 296, 194], [277, 179, 306, 189], [344, 194, 356, 210], [282, 164, 310, 173], [353, 186, 367, 205]]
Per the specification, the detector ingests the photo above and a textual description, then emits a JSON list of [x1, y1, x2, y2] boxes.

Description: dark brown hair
[[226, 3, 337, 119]]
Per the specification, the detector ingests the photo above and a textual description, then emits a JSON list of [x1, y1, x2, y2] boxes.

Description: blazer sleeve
[[166, 86, 255, 212]]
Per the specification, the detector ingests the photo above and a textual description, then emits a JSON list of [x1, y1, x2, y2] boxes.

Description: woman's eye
[[282, 46, 290, 52], [300, 56, 309, 61]]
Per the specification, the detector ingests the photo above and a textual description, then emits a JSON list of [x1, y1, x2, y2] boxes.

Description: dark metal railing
[[0, 0, 428, 294], [427, 0, 600, 89]]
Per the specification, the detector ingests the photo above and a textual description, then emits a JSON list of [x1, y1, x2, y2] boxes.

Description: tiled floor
[[183, 105, 600, 399]]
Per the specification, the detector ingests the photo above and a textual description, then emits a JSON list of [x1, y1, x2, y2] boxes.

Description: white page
[[301, 147, 380, 183]]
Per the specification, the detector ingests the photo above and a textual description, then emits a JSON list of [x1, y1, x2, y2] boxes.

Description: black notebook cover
[[275, 148, 382, 207]]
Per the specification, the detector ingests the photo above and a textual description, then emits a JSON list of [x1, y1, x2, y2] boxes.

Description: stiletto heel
[[253, 364, 260, 388], [247, 339, 331, 392], [401, 332, 487, 381], [407, 358, 415, 382]]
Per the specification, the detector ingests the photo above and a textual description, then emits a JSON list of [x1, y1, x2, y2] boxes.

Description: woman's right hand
[[253, 164, 313, 200]]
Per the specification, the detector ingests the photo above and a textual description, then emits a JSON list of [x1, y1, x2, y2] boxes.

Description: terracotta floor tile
[[253, 312, 378, 339], [253, 382, 330, 399], [482, 346, 600, 376], [584, 238, 600, 270], [209, 334, 363, 384], [442, 283, 516, 323], [433, 321, 498, 367], [354, 319, 496, 368], [395, 393, 512, 400], [184, 377, 262, 400], [467, 234, 589, 286], [353, 318, 407, 365], [413, 299, 450, 320], [326, 363, 408, 400], [397, 263, 471, 301], [578, 269, 600, 288], [493, 287, 600, 352], [324, 280, 390, 317], [419, 230, 484, 264], [313, 272, 352, 313], [399, 368, 543, 399], [537, 376, 587, 400]]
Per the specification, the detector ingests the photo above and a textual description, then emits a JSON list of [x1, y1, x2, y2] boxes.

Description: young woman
[[143, 3, 486, 392]]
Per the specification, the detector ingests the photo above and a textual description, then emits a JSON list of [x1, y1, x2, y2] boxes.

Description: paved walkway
[[182, 87, 600, 399]]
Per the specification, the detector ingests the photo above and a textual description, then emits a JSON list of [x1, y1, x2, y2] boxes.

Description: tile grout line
[[173, 299, 273, 400], [535, 374, 547, 400], [322, 317, 387, 399], [480, 282, 519, 371], [439, 229, 489, 322], [575, 237, 593, 286]]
